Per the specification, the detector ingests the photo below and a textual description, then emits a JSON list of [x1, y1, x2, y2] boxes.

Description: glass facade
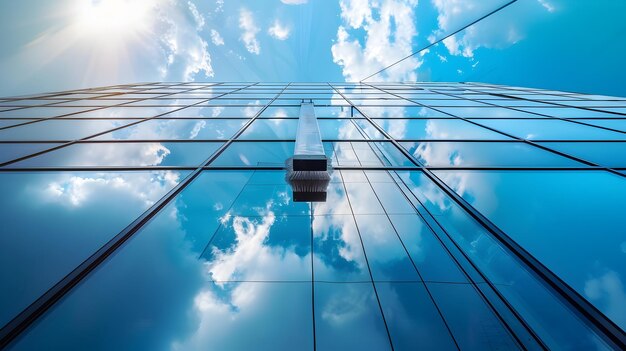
[[0, 82, 625, 350]]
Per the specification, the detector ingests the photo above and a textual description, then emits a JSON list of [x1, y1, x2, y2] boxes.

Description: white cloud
[[215, 0, 224, 12], [537, 0, 555, 13], [268, 20, 291, 40], [239, 8, 261, 55], [585, 271, 626, 328], [431, 0, 554, 58], [210, 29, 225, 46], [280, 0, 308, 4], [158, 1, 214, 81], [332, 0, 421, 82], [43, 171, 182, 208], [187, 1, 205, 30]]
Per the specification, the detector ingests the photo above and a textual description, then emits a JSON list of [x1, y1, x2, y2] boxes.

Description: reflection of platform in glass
[[285, 157, 331, 202]]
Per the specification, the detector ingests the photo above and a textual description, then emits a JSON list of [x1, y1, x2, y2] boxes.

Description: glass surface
[[0, 106, 92, 118], [0, 119, 34, 128], [0, 143, 61, 163], [401, 141, 583, 167], [259, 106, 300, 117], [437, 106, 545, 118], [94, 119, 246, 140], [538, 142, 626, 168], [9, 142, 222, 167], [318, 119, 364, 140], [210, 141, 294, 167], [239, 119, 298, 140], [426, 283, 519, 350], [0, 171, 187, 327], [312, 214, 370, 282], [519, 107, 623, 118], [577, 119, 626, 133], [396, 170, 611, 349], [434, 170, 626, 330], [358, 106, 450, 118], [354, 214, 420, 281], [368, 119, 511, 140], [314, 283, 391, 350], [388, 214, 467, 282], [326, 142, 412, 167], [477, 119, 626, 140], [162, 105, 262, 118], [314, 106, 352, 118], [66, 106, 177, 119], [376, 282, 458, 350], [0, 120, 135, 141]]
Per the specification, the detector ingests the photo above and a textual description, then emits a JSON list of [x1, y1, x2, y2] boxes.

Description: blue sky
[[0, 0, 625, 97]]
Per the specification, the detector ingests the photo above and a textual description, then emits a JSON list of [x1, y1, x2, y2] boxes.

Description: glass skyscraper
[[0, 82, 625, 350]]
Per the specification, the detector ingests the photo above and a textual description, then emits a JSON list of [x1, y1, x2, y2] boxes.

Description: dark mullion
[[1, 166, 621, 172], [6, 138, 626, 144], [310, 205, 317, 351]]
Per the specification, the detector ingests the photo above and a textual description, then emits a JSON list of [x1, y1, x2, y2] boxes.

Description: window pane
[[314, 283, 391, 350], [0, 106, 92, 118], [94, 119, 245, 140], [434, 170, 626, 330], [0, 120, 135, 141], [438, 106, 545, 118], [401, 141, 583, 167], [538, 142, 626, 168], [239, 119, 298, 139], [210, 141, 294, 167], [376, 282, 458, 350], [318, 119, 364, 140], [0, 171, 187, 326], [359, 106, 450, 118], [0, 143, 61, 163], [476, 119, 626, 140], [370, 119, 511, 140], [9, 142, 222, 167]]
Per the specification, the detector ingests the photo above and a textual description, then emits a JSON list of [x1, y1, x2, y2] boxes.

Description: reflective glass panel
[[239, 119, 298, 140], [369, 119, 511, 140], [0, 171, 187, 326], [94, 119, 245, 140], [0, 120, 135, 141], [477, 119, 626, 140], [538, 142, 626, 168], [434, 170, 626, 330], [401, 141, 583, 167], [9, 142, 222, 167], [0, 143, 61, 164]]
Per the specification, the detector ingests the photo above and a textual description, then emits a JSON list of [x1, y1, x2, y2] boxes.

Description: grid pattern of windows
[[1, 82, 626, 350]]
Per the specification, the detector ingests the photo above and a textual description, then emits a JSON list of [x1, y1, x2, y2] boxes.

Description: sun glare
[[74, 0, 153, 37]]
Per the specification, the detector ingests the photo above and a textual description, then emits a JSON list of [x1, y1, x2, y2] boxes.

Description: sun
[[73, 0, 154, 38]]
